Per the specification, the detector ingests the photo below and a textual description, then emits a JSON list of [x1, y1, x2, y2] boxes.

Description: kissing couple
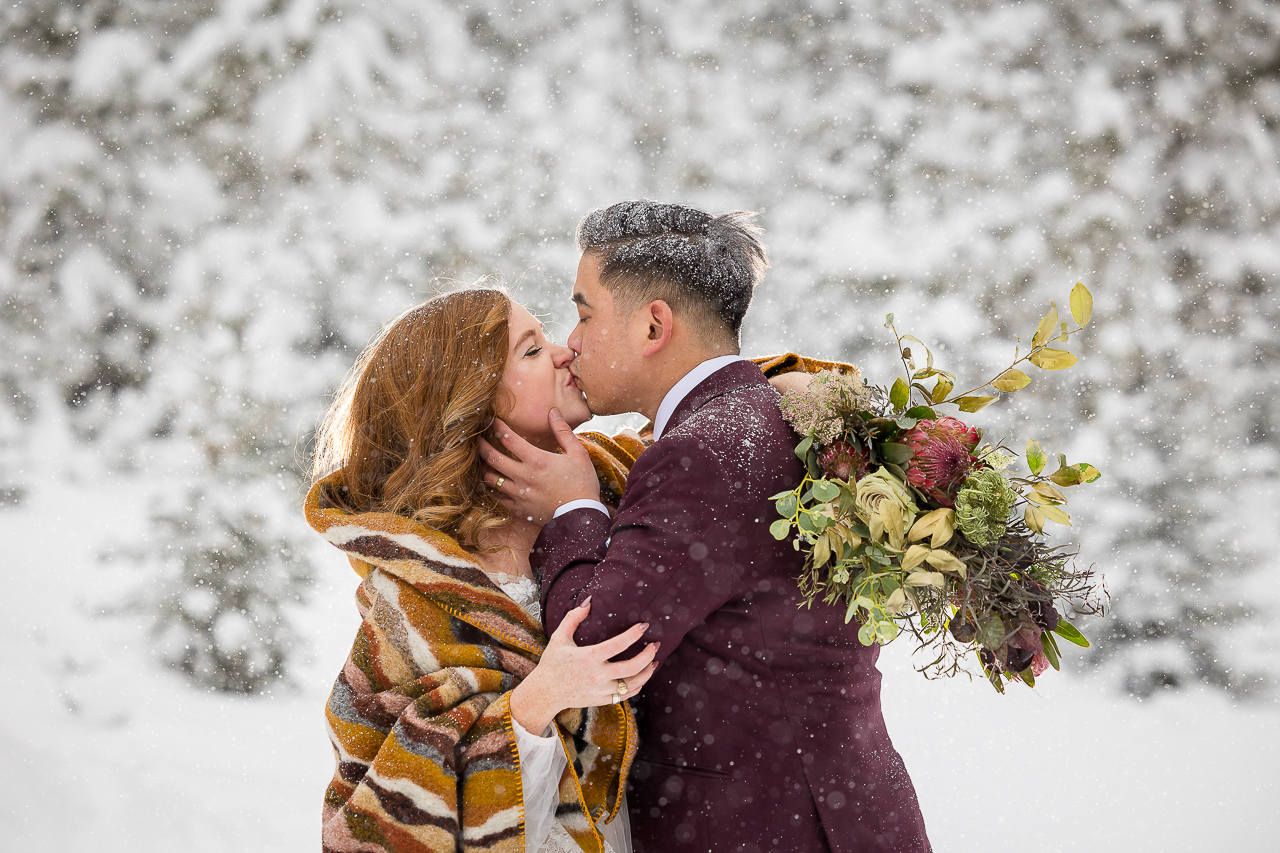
[[305, 201, 932, 853]]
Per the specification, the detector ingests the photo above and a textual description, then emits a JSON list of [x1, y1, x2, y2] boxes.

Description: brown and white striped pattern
[[307, 459, 638, 853]]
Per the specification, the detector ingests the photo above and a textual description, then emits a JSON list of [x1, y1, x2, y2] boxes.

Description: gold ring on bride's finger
[[616, 679, 628, 697], [495, 476, 505, 489]]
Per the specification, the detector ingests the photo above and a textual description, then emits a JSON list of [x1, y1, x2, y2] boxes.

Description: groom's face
[[567, 252, 646, 416]]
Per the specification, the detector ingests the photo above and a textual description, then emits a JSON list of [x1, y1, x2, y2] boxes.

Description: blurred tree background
[[2, 0, 1276, 696]]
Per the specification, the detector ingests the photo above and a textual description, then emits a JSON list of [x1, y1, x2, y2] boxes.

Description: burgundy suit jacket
[[534, 360, 931, 853]]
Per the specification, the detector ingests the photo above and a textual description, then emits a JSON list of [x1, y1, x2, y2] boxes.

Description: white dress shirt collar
[[651, 355, 748, 441]]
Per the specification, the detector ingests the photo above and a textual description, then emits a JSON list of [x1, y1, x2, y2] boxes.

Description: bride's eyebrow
[[511, 328, 537, 353]]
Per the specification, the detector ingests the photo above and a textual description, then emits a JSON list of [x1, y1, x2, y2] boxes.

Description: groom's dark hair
[[576, 200, 769, 344]]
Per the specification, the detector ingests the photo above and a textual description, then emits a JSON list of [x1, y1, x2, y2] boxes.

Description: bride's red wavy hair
[[310, 287, 513, 552]]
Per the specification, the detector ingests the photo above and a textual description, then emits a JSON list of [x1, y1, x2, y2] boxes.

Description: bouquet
[[770, 283, 1107, 692]]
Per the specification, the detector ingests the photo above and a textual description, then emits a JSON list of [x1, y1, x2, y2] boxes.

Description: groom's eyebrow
[[572, 292, 591, 308]]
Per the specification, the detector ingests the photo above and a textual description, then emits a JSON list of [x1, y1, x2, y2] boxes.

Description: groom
[[488, 201, 931, 852]]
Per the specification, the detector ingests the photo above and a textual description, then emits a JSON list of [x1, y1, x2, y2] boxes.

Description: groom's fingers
[[491, 418, 541, 463], [477, 438, 519, 479], [548, 408, 586, 458]]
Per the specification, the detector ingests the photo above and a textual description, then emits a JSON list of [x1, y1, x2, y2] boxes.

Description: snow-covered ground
[[2, 435, 1276, 853]]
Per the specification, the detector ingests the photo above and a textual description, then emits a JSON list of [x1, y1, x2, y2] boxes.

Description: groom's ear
[[640, 299, 674, 357]]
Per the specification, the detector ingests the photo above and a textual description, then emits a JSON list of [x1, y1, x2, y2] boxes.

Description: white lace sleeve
[[511, 714, 568, 853]]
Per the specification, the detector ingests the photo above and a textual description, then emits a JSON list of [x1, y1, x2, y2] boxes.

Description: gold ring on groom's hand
[[495, 476, 505, 489], [616, 679, 629, 697]]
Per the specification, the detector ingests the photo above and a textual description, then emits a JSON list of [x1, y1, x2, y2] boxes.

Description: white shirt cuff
[[511, 715, 568, 853], [553, 499, 611, 519]]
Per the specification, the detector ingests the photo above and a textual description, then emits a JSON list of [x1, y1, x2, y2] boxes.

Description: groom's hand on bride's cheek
[[480, 409, 601, 525]]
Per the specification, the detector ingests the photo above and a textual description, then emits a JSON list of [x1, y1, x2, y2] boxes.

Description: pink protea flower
[[901, 417, 981, 507], [1031, 652, 1051, 678], [818, 440, 871, 482]]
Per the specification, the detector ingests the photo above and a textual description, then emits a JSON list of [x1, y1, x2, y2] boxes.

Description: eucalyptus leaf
[[1049, 466, 1084, 487], [978, 614, 1006, 650], [775, 493, 798, 517], [1028, 348, 1078, 370], [1041, 631, 1061, 670], [894, 416, 919, 430], [901, 335, 935, 371], [811, 480, 841, 502], [1052, 619, 1090, 648], [890, 376, 910, 409], [955, 395, 996, 413], [806, 454, 823, 480], [880, 442, 914, 465], [991, 369, 1031, 392], [1040, 504, 1071, 525], [883, 462, 907, 482], [769, 519, 792, 540], [1070, 281, 1093, 327], [795, 435, 813, 461], [1025, 439, 1047, 475], [905, 406, 937, 420], [812, 535, 831, 567], [1033, 302, 1059, 348]]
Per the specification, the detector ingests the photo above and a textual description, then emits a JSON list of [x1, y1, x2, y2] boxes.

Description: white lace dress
[[490, 572, 630, 853]]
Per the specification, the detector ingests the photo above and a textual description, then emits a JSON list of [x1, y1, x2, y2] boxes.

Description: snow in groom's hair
[[576, 200, 770, 338]]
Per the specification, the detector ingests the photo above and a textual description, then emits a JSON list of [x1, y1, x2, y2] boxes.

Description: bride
[[306, 286, 818, 853]]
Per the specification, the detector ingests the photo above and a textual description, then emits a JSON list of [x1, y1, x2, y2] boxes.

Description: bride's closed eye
[[524, 345, 543, 358]]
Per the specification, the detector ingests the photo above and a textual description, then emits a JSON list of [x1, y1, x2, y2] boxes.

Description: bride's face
[[497, 302, 592, 451]]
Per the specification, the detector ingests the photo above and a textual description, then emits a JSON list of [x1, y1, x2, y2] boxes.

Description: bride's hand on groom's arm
[[481, 409, 601, 525], [509, 597, 660, 734]]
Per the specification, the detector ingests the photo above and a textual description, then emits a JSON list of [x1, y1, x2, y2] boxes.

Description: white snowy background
[[2, 0, 1278, 850]]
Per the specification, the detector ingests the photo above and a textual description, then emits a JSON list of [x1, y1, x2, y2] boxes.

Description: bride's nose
[[551, 342, 577, 368]]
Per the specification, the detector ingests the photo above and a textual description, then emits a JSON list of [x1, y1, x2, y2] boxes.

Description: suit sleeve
[[534, 434, 739, 660]]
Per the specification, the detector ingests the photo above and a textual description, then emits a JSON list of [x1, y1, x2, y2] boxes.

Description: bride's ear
[[640, 299, 674, 357]]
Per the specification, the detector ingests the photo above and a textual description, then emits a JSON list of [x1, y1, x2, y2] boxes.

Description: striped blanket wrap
[[306, 354, 832, 852], [306, 432, 642, 853]]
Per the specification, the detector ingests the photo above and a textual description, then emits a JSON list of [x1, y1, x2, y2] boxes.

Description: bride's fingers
[[608, 642, 660, 679], [614, 660, 660, 701], [585, 621, 650, 658], [548, 596, 593, 642]]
